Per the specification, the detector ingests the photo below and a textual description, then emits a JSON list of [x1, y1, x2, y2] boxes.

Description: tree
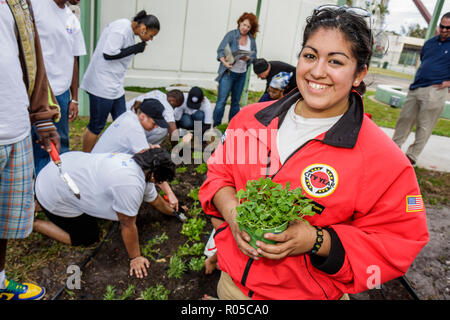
[[401, 23, 427, 39]]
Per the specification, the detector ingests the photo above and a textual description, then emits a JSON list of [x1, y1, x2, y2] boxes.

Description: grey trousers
[[392, 86, 448, 162]]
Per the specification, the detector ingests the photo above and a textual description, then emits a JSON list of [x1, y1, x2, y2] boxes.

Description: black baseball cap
[[187, 86, 204, 110], [139, 98, 169, 128], [253, 58, 269, 74]]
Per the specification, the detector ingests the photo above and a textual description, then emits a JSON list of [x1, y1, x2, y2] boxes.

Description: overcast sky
[[384, 0, 450, 34]]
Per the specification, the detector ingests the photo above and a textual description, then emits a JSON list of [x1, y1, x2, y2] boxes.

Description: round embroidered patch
[[301, 164, 338, 198]]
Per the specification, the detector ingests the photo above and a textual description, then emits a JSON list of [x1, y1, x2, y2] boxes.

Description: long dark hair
[[132, 148, 175, 183], [133, 10, 160, 31], [302, 8, 373, 95]]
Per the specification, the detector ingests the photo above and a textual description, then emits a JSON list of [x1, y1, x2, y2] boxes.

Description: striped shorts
[[0, 135, 35, 239]]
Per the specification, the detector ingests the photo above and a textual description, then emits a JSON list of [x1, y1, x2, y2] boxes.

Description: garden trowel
[[48, 141, 81, 199]]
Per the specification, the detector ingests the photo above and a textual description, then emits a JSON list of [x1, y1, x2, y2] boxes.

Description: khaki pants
[[217, 271, 350, 300], [392, 86, 448, 162]]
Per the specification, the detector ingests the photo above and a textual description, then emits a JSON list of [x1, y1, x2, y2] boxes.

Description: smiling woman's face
[[296, 27, 367, 118]]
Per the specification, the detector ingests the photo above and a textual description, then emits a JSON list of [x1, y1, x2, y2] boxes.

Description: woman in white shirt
[[81, 10, 160, 152]]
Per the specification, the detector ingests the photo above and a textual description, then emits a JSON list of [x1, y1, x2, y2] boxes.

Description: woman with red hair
[[213, 12, 258, 127]]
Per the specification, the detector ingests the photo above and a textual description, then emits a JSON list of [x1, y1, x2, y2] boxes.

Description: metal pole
[[425, 0, 444, 40], [78, 1, 92, 116], [78, 0, 101, 116], [241, 0, 262, 107]]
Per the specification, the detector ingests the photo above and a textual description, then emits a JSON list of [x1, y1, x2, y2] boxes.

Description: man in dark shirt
[[253, 58, 297, 101], [392, 12, 450, 165]]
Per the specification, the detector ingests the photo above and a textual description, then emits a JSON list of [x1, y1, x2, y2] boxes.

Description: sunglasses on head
[[439, 24, 450, 31], [313, 4, 371, 18], [313, 4, 372, 29]]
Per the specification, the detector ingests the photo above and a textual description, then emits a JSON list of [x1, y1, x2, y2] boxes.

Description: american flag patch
[[406, 195, 424, 212]]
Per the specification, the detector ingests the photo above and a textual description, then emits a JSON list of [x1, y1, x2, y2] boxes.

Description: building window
[[398, 44, 421, 67]]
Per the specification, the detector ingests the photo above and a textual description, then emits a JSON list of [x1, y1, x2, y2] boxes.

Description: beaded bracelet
[[308, 226, 324, 255]]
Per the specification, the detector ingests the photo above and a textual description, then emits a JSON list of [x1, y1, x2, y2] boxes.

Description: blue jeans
[[178, 110, 205, 130], [32, 90, 70, 175], [86, 92, 126, 135], [213, 70, 247, 127]]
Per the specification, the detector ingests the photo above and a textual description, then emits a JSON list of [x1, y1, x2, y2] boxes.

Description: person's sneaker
[[0, 278, 45, 300]]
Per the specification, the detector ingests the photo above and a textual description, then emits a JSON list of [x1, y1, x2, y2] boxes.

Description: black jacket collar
[[254, 88, 364, 148]]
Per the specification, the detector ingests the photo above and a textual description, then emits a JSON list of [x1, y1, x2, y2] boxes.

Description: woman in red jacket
[[199, 5, 429, 300]]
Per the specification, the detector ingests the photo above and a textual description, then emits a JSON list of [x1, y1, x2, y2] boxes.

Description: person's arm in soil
[[212, 186, 260, 260], [116, 212, 150, 278]]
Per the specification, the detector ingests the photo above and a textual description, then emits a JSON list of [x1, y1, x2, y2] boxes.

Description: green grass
[[363, 90, 450, 137], [367, 66, 414, 81]]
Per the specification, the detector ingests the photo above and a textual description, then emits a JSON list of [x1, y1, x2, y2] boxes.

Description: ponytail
[[133, 10, 160, 31]]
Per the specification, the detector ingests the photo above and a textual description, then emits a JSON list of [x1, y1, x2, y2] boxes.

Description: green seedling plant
[[168, 254, 187, 279], [103, 285, 116, 300], [189, 256, 206, 272], [176, 166, 188, 174], [103, 284, 135, 300], [181, 217, 206, 242], [187, 187, 200, 201], [140, 284, 170, 300], [236, 178, 316, 231], [195, 163, 208, 174], [141, 232, 168, 261], [176, 241, 205, 257]]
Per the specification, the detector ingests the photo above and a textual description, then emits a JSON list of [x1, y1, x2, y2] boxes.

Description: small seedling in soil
[[181, 217, 206, 242], [141, 232, 168, 261], [140, 284, 170, 300], [103, 284, 135, 300], [187, 187, 200, 201], [103, 285, 116, 300], [189, 256, 206, 272], [176, 241, 205, 257], [176, 166, 188, 174], [168, 254, 187, 279], [195, 163, 208, 174]]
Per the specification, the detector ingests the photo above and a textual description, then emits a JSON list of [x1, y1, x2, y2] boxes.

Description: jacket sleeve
[[216, 30, 233, 61], [310, 165, 429, 294], [199, 129, 237, 220], [28, 2, 60, 131]]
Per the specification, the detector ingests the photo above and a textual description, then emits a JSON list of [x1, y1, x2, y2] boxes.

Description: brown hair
[[237, 12, 259, 38]]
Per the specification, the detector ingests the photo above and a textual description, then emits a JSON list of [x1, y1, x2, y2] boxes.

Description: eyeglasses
[[439, 24, 450, 31], [313, 4, 371, 18]]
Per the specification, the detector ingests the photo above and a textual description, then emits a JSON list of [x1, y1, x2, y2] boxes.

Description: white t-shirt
[[230, 37, 251, 74], [91, 110, 148, 154], [35, 152, 157, 221], [277, 102, 343, 164], [174, 93, 213, 125], [0, 3, 31, 145], [81, 19, 136, 99], [31, 0, 86, 95], [126, 90, 176, 123]]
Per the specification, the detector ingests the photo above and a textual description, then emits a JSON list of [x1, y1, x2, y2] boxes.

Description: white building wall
[[99, 0, 333, 91]]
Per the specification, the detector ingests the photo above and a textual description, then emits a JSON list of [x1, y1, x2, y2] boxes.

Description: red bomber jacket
[[199, 89, 429, 300]]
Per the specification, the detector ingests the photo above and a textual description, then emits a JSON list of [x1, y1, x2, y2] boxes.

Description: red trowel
[[48, 141, 81, 199]]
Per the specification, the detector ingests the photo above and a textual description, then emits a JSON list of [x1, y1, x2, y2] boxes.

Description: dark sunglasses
[[439, 24, 450, 31]]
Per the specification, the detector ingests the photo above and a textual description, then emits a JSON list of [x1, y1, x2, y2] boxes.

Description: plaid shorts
[[0, 135, 35, 239]]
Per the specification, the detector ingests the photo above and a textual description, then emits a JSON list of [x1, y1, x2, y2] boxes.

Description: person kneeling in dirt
[[33, 148, 177, 278]]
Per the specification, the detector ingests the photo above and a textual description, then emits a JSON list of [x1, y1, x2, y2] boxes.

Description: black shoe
[[406, 155, 416, 165]]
